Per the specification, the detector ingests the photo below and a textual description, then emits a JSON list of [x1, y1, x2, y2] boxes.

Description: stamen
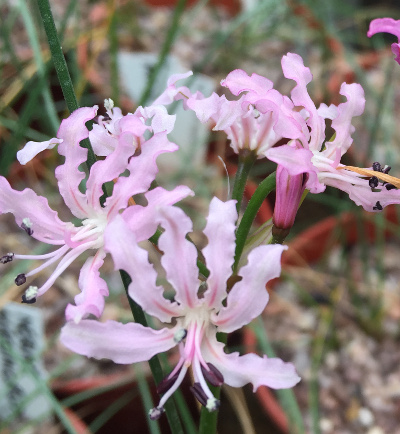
[[15, 274, 26, 286], [157, 365, 188, 410], [0, 253, 14, 264], [21, 218, 33, 236], [386, 183, 397, 190], [368, 176, 379, 189], [372, 162, 382, 172], [190, 382, 208, 406], [157, 370, 180, 394], [104, 98, 114, 112], [173, 329, 187, 344], [22, 286, 38, 304], [201, 363, 224, 387], [206, 397, 220, 412], [149, 407, 164, 421], [373, 201, 383, 211], [383, 165, 391, 174]]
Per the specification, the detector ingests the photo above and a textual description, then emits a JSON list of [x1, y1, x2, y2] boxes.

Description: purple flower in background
[[156, 71, 306, 158], [368, 18, 400, 65], [61, 198, 300, 418], [266, 53, 400, 212], [1, 106, 192, 322]]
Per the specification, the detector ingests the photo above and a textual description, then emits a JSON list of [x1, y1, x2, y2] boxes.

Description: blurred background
[[1, 0, 400, 433]]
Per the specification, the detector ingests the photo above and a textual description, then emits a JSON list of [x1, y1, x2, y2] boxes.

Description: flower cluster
[[1, 19, 399, 421]]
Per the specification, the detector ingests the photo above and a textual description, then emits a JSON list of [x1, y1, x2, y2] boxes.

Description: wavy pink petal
[[0, 176, 67, 242], [157, 206, 200, 309], [122, 185, 194, 242], [213, 244, 287, 333], [202, 198, 237, 309], [55, 106, 98, 218], [202, 331, 301, 390], [65, 251, 108, 323], [17, 138, 63, 165], [89, 123, 118, 156], [136, 105, 176, 134], [86, 133, 134, 212], [106, 132, 178, 217], [152, 71, 193, 105], [323, 83, 365, 158], [104, 215, 182, 322], [61, 320, 177, 364], [221, 69, 274, 97], [281, 53, 325, 151]]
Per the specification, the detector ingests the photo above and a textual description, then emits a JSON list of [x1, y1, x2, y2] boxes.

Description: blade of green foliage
[[134, 363, 162, 434], [251, 318, 305, 434], [139, 0, 188, 106], [18, 0, 59, 133]]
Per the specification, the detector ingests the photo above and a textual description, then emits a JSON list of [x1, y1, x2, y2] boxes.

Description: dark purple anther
[[21, 222, 33, 236], [190, 383, 208, 407], [0, 253, 14, 264], [383, 166, 392, 174], [372, 162, 382, 172], [368, 176, 379, 189], [386, 183, 397, 190], [373, 201, 383, 211], [201, 363, 224, 387], [21, 294, 36, 304], [157, 370, 180, 394], [15, 274, 26, 286]]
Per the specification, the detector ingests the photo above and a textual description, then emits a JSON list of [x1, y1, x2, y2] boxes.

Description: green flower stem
[[36, 0, 96, 170], [233, 172, 276, 273], [139, 0, 188, 106], [119, 270, 184, 434], [231, 150, 257, 213], [38, 2, 184, 430]]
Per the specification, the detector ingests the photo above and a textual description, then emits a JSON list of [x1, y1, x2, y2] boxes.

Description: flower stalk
[[231, 150, 257, 213]]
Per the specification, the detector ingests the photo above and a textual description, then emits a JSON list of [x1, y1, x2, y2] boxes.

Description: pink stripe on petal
[[214, 244, 287, 333], [201, 331, 300, 390], [0, 176, 67, 241], [281, 53, 325, 152], [56, 106, 98, 218], [157, 206, 200, 309], [202, 198, 237, 309], [86, 132, 134, 212], [65, 251, 108, 323], [221, 69, 274, 97], [61, 320, 177, 364], [104, 215, 182, 322], [106, 132, 178, 216], [122, 185, 194, 242]]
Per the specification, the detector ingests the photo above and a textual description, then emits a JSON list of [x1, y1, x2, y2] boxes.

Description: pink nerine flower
[[1, 106, 192, 322], [368, 18, 400, 65], [61, 198, 300, 417], [155, 71, 306, 158], [265, 53, 400, 212]]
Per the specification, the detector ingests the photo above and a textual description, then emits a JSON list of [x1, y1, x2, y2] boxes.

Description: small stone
[[319, 418, 334, 432], [367, 427, 384, 434], [358, 407, 374, 427]]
